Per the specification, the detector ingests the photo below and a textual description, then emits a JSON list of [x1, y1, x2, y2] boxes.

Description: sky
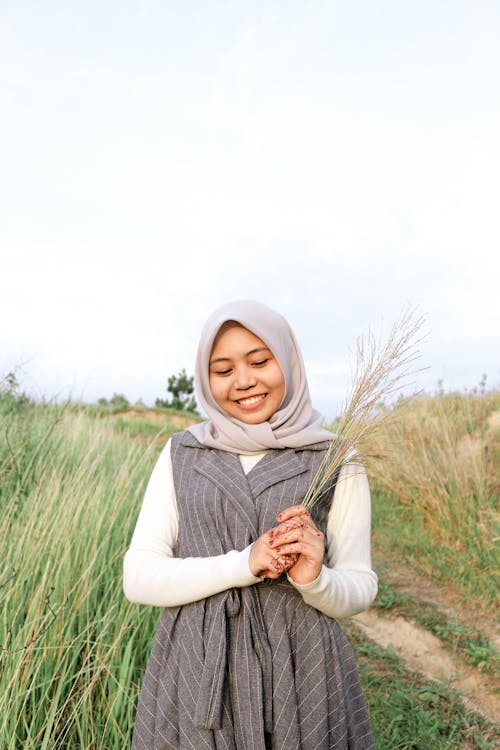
[[1, 0, 499, 421]]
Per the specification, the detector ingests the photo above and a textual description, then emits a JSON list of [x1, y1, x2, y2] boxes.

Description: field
[[0, 385, 498, 749]]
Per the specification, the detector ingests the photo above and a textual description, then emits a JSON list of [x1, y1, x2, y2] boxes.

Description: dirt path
[[373, 552, 500, 650], [352, 608, 500, 725]]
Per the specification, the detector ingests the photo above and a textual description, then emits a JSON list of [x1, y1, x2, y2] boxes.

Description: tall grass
[[1, 386, 497, 747], [367, 388, 500, 603], [0, 397, 162, 748]]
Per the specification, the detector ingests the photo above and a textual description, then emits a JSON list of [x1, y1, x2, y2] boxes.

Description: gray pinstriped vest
[[132, 431, 374, 750]]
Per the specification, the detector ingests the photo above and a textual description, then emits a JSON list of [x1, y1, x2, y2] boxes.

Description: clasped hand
[[248, 505, 325, 585]]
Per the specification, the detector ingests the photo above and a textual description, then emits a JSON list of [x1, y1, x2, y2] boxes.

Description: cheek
[[209, 376, 229, 406], [275, 381, 286, 406], [208, 375, 220, 401], [270, 365, 286, 399]]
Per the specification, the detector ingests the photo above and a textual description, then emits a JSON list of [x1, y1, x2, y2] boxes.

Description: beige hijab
[[188, 300, 333, 454]]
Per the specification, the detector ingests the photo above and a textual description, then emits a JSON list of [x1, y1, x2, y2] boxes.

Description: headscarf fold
[[188, 300, 333, 454]]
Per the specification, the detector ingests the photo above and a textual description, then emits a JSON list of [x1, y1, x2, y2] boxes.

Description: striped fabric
[[132, 431, 375, 750]]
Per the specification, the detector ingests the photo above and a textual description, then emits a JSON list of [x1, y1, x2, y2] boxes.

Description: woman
[[124, 300, 377, 749]]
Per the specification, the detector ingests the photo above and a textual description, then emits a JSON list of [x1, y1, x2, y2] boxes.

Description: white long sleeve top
[[123, 438, 378, 619]]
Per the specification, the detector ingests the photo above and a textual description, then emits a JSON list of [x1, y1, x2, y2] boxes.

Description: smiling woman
[[208, 321, 286, 424], [124, 300, 377, 750]]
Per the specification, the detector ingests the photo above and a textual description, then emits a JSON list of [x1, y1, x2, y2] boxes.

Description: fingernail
[[277, 513, 283, 520]]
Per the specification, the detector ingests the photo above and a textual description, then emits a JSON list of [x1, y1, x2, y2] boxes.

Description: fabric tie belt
[[193, 586, 273, 749]]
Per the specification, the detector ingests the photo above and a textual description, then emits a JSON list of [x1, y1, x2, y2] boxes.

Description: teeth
[[238, 395, 266, 405]]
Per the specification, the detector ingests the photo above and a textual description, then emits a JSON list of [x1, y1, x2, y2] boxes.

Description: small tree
[[109, 393, 130, 412], [0, 370, 31, 412], [96, 393, 131, 413], [156, 369, 198, 413]]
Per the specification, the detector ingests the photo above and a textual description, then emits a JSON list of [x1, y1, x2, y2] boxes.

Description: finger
[[268, 518, 323, 547], [276, 505, 311, 523], [270, 555, 284, 571], [267, 547, 291, 568], [262, 568, 282, 579], [254, 554, 285, 577], [273, 528, 325, 554], [269, 527, 306, 546], [278, 553, 298, 568], [276, 504, 311, 522], [267, 565, 290, 578], [270, 523, 323, 545], [273, 541, 321, 557], [269, 516, 317, 539], [268, 517, 308, 540]]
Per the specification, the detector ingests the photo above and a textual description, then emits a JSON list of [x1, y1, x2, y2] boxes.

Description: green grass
[[367, 389, 500, 606], [0, 395, 161, 748], [1, 389, 498, 748], [345, 624, 500, 749], [112, 416, 179, 441], [371, 488, 499, 606]]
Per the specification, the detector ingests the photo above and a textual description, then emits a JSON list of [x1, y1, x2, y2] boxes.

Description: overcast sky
[[1, 0, 499, 420]]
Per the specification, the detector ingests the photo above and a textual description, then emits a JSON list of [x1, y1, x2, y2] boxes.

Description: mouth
[[235, 394, 268, 410]]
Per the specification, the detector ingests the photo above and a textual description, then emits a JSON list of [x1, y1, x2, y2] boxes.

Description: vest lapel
[[246, 449, 309, 497], [176, 432, 331, 536], [193, 449, 260, 537]]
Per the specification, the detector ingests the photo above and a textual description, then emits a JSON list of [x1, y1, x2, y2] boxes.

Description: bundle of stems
[[302, 306, 426, 510]]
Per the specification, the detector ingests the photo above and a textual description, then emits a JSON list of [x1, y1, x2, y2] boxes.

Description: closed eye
[[252, 359, 269, 367]]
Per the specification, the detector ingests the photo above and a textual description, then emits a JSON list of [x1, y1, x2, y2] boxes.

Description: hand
[[249, 530, 291, 579], [268, 505, 325, 585]]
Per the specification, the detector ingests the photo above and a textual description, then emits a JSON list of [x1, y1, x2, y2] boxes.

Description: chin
[[238, 411, 272, 425]]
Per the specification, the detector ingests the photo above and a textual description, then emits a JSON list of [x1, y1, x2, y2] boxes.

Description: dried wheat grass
[[303, 306, 426, 510]]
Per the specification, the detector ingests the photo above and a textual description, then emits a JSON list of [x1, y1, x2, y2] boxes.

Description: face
[[208, 323, 286, 424]]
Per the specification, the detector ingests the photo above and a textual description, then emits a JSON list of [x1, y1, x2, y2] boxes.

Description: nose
[[234, 366, 257, 390]]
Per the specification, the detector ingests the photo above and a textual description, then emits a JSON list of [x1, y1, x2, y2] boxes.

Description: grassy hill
[[0, 389, 498, 748]]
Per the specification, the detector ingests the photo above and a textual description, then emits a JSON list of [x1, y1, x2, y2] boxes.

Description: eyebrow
[[209, 346, 270, 366]]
